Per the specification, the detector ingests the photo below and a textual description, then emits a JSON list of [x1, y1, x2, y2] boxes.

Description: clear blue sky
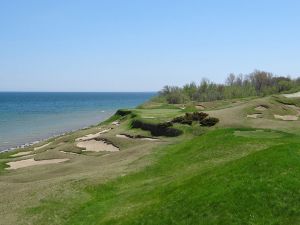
[[0, 0, 299, 92]]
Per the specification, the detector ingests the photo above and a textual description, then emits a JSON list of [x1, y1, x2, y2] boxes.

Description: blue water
[[0, 92, 155, 151]]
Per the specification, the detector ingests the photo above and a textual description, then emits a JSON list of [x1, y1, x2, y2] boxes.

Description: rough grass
[[273, 95, 300, 107]]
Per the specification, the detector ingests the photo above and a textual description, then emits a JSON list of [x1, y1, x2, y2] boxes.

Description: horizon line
[[0, 91, 158, 93]]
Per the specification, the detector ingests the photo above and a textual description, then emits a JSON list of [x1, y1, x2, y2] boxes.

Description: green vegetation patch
[[172, 112, 219, 127]]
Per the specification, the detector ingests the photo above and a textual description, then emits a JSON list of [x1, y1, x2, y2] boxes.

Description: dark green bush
[[200, 117, 219, 127], [115, 109, 132, 117], [172, 116, 193, 125], [189, 112, 208, 121], [131, 120, 182, 137], [172, 112, 208, 125]]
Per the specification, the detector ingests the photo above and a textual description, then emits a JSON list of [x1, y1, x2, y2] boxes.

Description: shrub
[[190, 112, 208, 121], [131, 120, 182, 137], [115, 109, 132, 117], [200, 117, 219, 127], [172, 112, 208, 125], [172, 116, 193, 125]]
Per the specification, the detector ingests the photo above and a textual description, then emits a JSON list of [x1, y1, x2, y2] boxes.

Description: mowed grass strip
[[26, 128, 300, 225]]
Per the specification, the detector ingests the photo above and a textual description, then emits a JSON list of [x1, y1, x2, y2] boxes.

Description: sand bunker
[[247, 113, 263, 119], [10, 151, 33, 157], [274, 114, 298, 121], [286, 105, 300, 116], [6, 158, 69, 170], [112, 121, 120, 126], [116, 134, 158, 141], [76, 129, 111, 141], [76, 140, 119, 152], [196, 104, 205, 110], [34, 142, 52, 151], [255, 105, 268, 111], [282, 92, 300, 98], [142, 116, 156, 119], [60, 151, 79, 155]]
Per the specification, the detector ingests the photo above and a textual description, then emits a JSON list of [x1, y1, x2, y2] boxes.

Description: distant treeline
[[157, 70, 300, 104]]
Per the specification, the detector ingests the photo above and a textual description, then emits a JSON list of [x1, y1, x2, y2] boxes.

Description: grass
[[2, 94, 300, 225], [234, 129, 286, 139], [23, 128, 300, 225]]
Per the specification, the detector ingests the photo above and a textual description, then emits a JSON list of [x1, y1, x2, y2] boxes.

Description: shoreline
[[0, 113, 114, 153], [0, 92, 155, 153]]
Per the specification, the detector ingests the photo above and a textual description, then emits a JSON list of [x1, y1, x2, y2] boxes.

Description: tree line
[[157, 70, 300, 104]]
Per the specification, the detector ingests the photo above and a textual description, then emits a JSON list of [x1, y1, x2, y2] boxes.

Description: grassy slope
[[2, 95, 300, 224], [31, 128, 300, 225]]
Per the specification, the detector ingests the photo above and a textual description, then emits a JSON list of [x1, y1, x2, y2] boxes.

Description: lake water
[[0, 92, 155, 151]]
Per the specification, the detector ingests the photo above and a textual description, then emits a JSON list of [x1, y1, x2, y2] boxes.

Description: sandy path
[[76, 140, 119, 152], [6, 158, 69, 170]]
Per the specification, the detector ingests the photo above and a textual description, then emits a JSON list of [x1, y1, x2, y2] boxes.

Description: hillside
[[1, 93, 300, 224]]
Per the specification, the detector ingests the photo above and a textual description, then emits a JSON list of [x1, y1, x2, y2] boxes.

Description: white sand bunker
[[247, 113, 263, 119], [274, 114, 298, 121], [282, 92, 300, 98], [255, 105, 268, 111], [34, 142, 52, 151], [10, 151, 33, 157], [60, 151, 79, 155], [6, 158, 69, 170], [76, 139, 119, 152], [112, 121, 120, 126], [116, 134, 158, 141], [142, 116, 156, 119], [76, 129, 111, 141]]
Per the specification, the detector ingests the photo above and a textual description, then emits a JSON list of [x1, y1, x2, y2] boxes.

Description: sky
[[0, 0, 299, 92]]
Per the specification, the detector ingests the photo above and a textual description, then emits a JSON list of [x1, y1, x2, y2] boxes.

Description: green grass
[[234, 129, 286, 139], [0, 160, 9, 174], [24, 128, 300, 225]]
